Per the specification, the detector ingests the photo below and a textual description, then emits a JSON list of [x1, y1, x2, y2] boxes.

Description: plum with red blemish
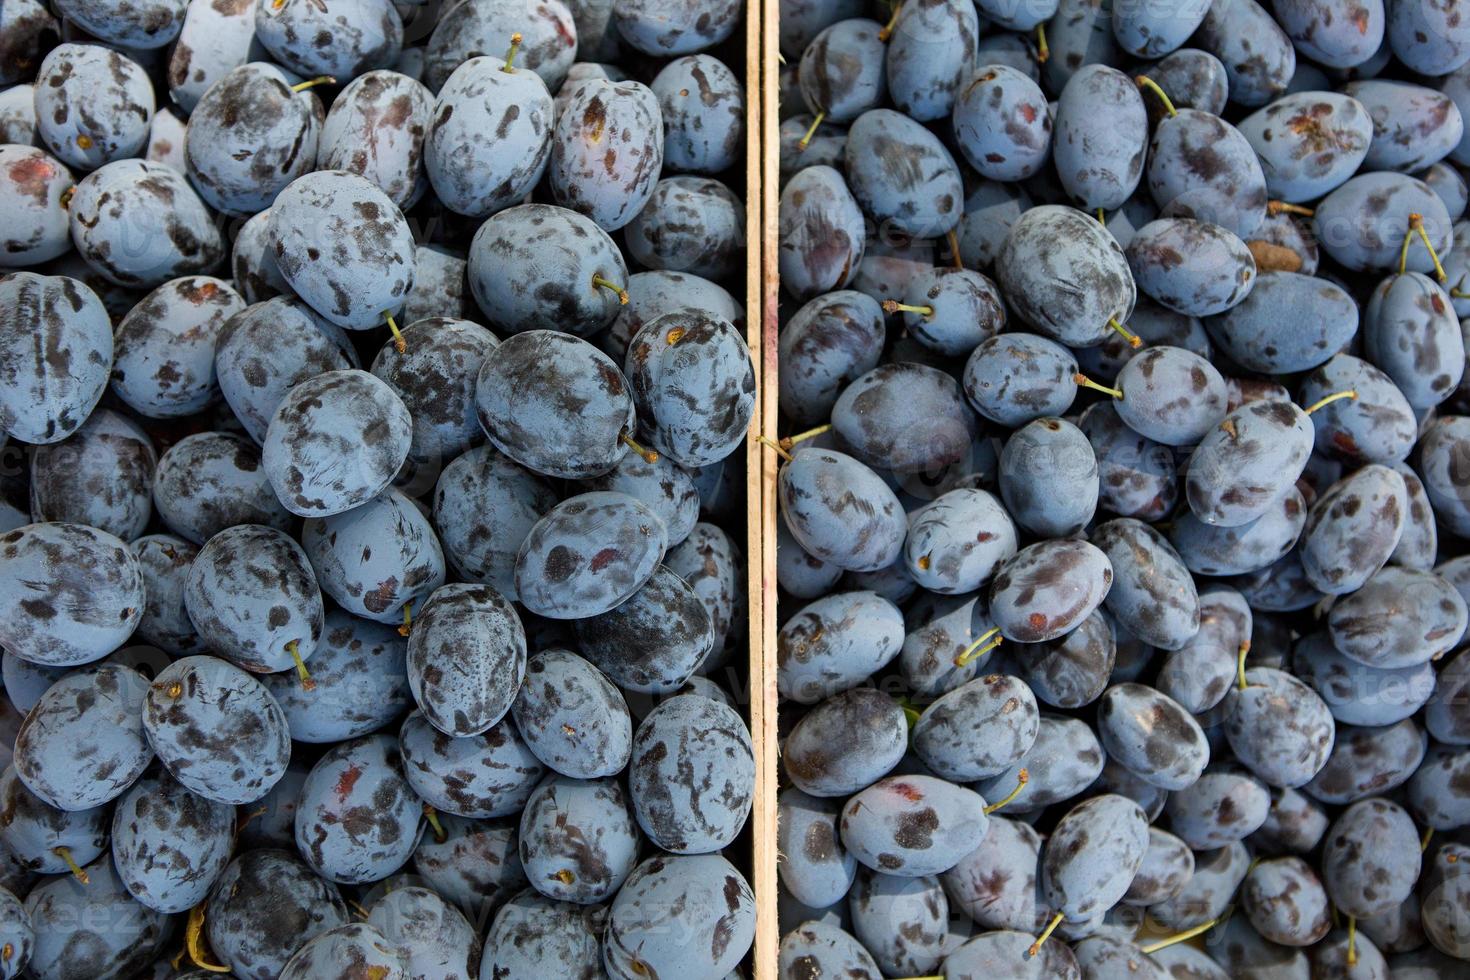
[[406, 582, 527, 738], [267, 609, 412, 744], [319, 70, 433, 208], [1013, 608, 1116, 710], [602, 853, 754, 978], [301, 487, 446, 625], [269, 170, 416, 331], [424, 53, 553, 220], [33, 43, 153, 171], [1272, 0, 1383, 68], [652, 54, 744, 174], [516, 491, 668, 619], [0, 146, 70, 267], [185, 63, 324, 217], [205, 848, 349, 980], [424, 0, 577, 92], [903, 488, 1016, 595], [838, 774, 989, 878], [399, 709, 543, 819], [1363, 272, 1466, 409], [295, 733, 425, 884], [153, 432, 294, 545], [480, 890, 605, 978], [628, 693, 752, 854], [110, 276, 245, 418], [29, 408, 155, 541], [110, 772, 234, 914], [519, 774, 639, 903], [254, 0, 401, 82], [1236, 93, 1371, 205]]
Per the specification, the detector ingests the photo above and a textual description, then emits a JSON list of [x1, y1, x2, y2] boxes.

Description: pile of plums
[[776, 0, 1470, 975], [0, 0, 758, 976]]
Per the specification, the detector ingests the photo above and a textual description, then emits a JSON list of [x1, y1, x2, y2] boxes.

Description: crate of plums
[[0, 0, 771, 976], [767, 0, 1470, 976]]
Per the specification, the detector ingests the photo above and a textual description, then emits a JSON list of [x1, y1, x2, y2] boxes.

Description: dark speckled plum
[[142, 655, 290, 805], [425, 55, 553, 219], [33, 44, 152, 170], [1113, 344, 1229, 446], [939, 815, 1042, 932], [784, 688, 907, 796], [0, 522, 143, 668], [574, 564, 715, 692], [302, 488, 446, 625], [1328, 565, 1467, 667], [1294, 630, 1435, 726], [1238, 92, 1373, 204], [1124, 827, 1194, 906], [399, 709, 543, 819], [988, 538, 1113, 643], [403, 244, 476, 324], [1225, 667, 1335, 788], [1186, 398, 1315, 526], [1272, 0, 1383, 68], [999, 418, 1098, 537], [667, 522, 740, 652], [0, 765, 107, 875], [652, 54, 744, 173], [629, 693, 753, 853], [424, 0, 576, 92], [1126, 219, 1256, 317], [1363, 272, 1465, 409], [831, 362, 975, 477], [320, 70, 432, 209], [1142, 49, 1229, 124], [166, 0, 266, 113], [267, 609, 411, 744], [778, 921, 881, 978], [1304, 717, 1426, 804], [295, 733, 424, 884], [254, 0, 400, 80], [411, 813, 526, 921], [778, 590, 904, 704], [844, 109, 962, 238], [777, 291, 883, 427], [1113, 0, 1209, 55], [885, 0, 979, 121], [1299, 353, 1417, 464], [1092, 519, 1200, 650], [110, 276, 244, 418], [183, 524, 325, 674], [110, 772, 233, 914], [365, 886, 478, 980], [52, 0, 182, 48], [511, 648, 631, 778], [625, 176, 744, 280], [481, 890, 603, 978], [798, 19, 886, 123], [278, 922, 409, 980], [550, 80, 663, 232], [996, 205, 1136, 347], [903, 488, 1016, 595], [1322, 797, 1420, 919], [184, 63, 323, 217], [1407, 742, 1470, 829], [603, 853, 754, 978], [625, 311, 755, 468], [516, 492, 668, 619], [605, 269, 743, 362], [1420, 415, 1470, 538], [214, 295, 360, 443], [262, 369, 412, 517], [612, 0, 742, 55], [519, 774, 638, 903], [28, 408, 154, 540], [963, 334, 1077, 428], [0, 0, 55, 87], [407, 583, 527, 737], [1192, 0, 1294, 106], [1169, 487, 1306, 576], [23, 856, 167, 980], [952, 65, 1051, 184], [1299, 463, 1406, 594], [912, 674, 1039, 781], [1313, 171, 1452, 274], [14, 664, 151, 810], [1147, 109, 1269, 237], [778, 788, 856, 909], [371, 316, 499, 463], [894, 267, 1006, 357], [1014, 608, 1116, 709], [433, 446, 557, 601], [1097, 683, 1209, 789], [468, 205, 630, 337], [839, 775, 987, 877], [778, 166, 865, 302], [586, 451, 700, 546], [1079, 401, 1178, 520], [131, 535, 204, 656], [847, 866, 947, 975], [1390, 0, 1470, 74], [153, 432, 294, 544], [0, 146, 71, 268], [1042, 794, 1150, 919], [270, 171, 416, 330], [1054, 65, 1148, 211], [206, 849, 349, 980], [0, 273, 110, 445]]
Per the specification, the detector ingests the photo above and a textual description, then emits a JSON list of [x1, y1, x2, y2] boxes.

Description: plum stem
[[1, 944, 11, 963], [422, 804, 448, 843], [503, 33, 523, 72], [1035, 23, 1049, 62], [1134, 76, 1177, 117], [897, 696, 923, 728], [1140, 904, 1234, 953], [398, 601, 412, 637], [881, 300, 934, 317], [878, 3, 902, 41], [236, 805, 267, 835], [1400, 213, 1449, 282], [1267, 201, 1314, 217], [59, 186, 75, 209], [592, 274, 630, 304], [756, 436, 793, 462], [52, 847, 88, 884], [797, 112, 825, 151], [1107, 317, 1142, 348], [384, 311, 406, 354], [953, 627, 1002, 667], [1347, 915, 1358, 965], [620, 432, 659, 463], [290, 76, 335, 93], [1096, 207, 1105, 226], [1028, 911, 1064, 958], [1236, 639, 1251, 690], [185, 903, 232, 973], [1423, 826, 1436, 851], [286, 640, 316, 692], [946, 228, 964, 269], [1073, 372, 1122, 399], [1451, 275, 1470, 299], [1302, 389, 1358, 415], [982, 768, 1028, 815], [779, 424, 833, 452]]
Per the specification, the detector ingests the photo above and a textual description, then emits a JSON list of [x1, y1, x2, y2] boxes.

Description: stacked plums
[[0, 0, 756, 977], [777, 0, 1470, 975]]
